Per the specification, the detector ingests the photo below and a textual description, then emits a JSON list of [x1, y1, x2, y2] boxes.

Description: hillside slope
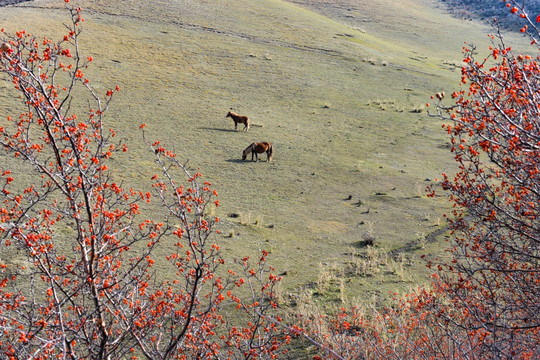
[[0, 0, 518, 300]]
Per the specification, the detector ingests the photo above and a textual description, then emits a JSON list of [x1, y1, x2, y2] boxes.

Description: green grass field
[[0, 0, 525, 304]]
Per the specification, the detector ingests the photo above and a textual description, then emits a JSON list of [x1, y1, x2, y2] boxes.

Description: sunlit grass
[[0, 0, 523, 303]]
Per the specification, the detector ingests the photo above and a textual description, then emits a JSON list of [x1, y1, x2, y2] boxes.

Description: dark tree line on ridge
[[441, 0, 540, 30]]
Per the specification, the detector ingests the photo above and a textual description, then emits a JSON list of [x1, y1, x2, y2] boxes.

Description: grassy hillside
[[0, 0, 519, 304]]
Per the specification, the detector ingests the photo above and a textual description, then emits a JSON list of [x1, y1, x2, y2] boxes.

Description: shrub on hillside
[[0, 4, 290, 359], [298, 1, 540, 358]]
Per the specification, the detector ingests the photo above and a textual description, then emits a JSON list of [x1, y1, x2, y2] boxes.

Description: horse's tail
[[267, 143, 273, 161]]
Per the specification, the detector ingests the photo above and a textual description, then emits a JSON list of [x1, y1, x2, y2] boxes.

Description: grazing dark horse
[[226, 111, 250, 132], [242, 142, 273, 162]]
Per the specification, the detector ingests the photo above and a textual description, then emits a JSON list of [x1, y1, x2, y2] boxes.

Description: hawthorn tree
[[426, 0, 539, 356], [293, 1, 539, 359], [0, 4, 289, 359], [3, 1, 539, 359]]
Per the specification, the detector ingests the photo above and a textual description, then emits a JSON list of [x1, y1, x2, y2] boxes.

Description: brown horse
[[242, 142, 273, 162], [0, 42, 11, 53], [226, 111, 250, 132]]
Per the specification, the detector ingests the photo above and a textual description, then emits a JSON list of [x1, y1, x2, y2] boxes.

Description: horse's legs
[[234, 121, 238, 131]]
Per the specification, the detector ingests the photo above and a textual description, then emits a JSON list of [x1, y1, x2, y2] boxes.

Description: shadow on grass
[[200, 127, 237, 133], [352, 239, 375, 248], [226, 158, 248, 164], [226, 159, 272, 164]]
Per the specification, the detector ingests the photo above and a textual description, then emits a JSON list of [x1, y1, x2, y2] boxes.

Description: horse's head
[[242, 143, 254, 160], [226, 111, 231, 118]]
